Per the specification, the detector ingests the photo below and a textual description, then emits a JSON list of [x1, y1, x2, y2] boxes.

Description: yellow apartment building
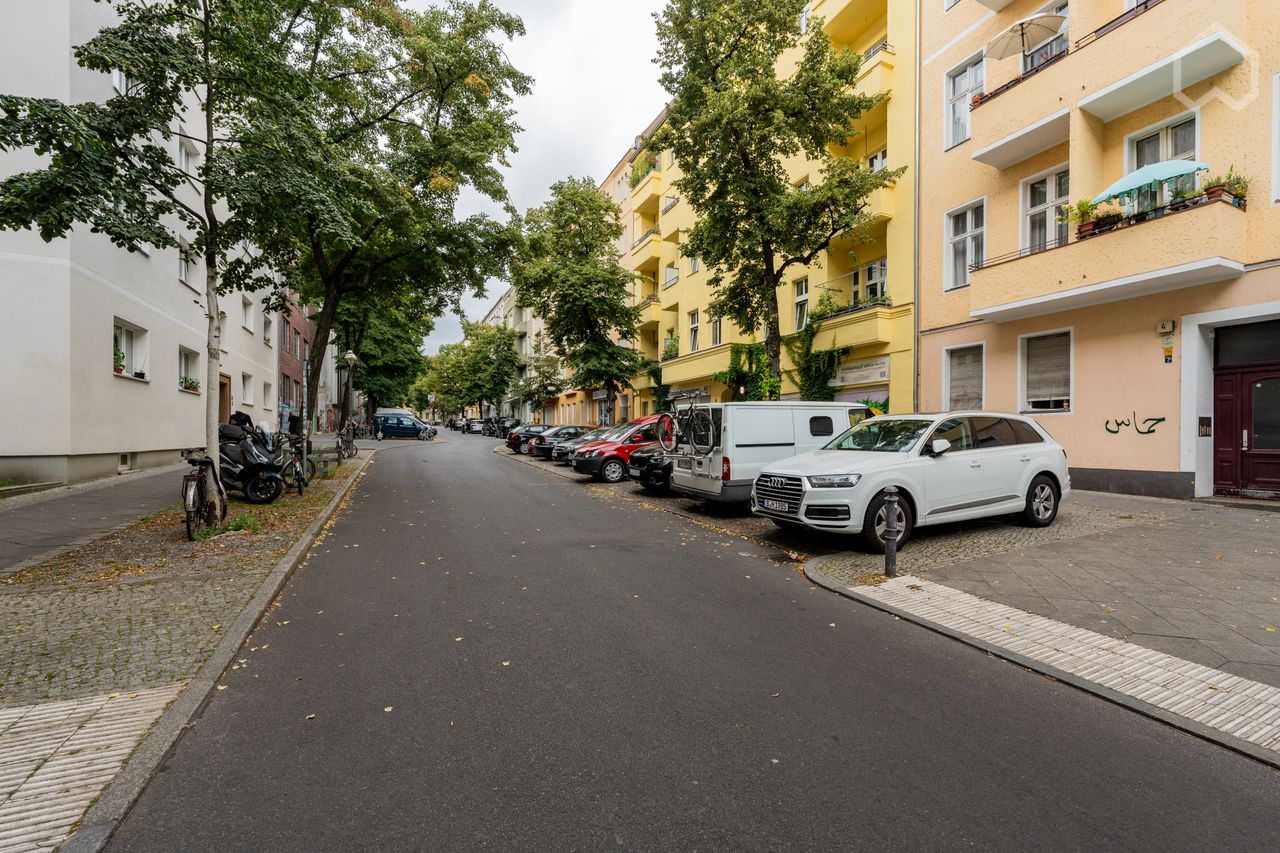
[[629, 0, 918, 414], [918, 0, 1280, 499]]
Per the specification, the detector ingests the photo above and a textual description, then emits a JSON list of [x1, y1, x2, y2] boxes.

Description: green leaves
[[653, 0, 903, 377]]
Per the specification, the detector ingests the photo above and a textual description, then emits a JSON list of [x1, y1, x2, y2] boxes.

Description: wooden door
[[1213, 372, 1239, 493], [1241, 370, 1280, 498], [219, 375, 231, 422]]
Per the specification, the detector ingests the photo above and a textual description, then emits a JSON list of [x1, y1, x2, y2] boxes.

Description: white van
[[668, 401, 870, 503]]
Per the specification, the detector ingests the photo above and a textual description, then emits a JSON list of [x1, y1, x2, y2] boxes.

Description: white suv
[[751, 413, 1070, 552]]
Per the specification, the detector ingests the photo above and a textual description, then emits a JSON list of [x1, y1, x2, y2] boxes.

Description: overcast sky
[[408, 0, 669, 354]]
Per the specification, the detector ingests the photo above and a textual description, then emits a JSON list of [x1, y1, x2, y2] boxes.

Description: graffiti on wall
[[1104, 412, 1167, 436]]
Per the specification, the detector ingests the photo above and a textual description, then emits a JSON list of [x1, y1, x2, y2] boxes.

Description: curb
[[60, 451, 378, 853], [802, 557, 1280, 771]]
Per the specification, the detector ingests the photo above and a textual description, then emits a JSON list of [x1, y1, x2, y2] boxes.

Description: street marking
[[0, 683, 182, 851], [853, 577, 1280, 756]]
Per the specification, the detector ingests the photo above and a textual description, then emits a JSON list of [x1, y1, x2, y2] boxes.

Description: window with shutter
[[1023, 331, 1071, 412], [947, 345, 984, 410]]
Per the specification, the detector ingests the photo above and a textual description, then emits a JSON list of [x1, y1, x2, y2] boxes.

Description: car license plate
[[628, 467, 641, 478], [762, 498, 789, 513], [676, 458, 692, 470]]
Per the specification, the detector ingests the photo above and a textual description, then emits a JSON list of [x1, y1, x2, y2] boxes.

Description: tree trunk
[[305, 284, 341, 425], [200, 4, 225, 515], [764, 295, 782, 382], [605, 384, 617, 427]]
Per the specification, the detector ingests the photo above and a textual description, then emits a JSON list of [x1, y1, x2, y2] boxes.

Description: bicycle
[[181, 449, 226, 541], [336, 426, 358, 459], [280, 433, 314, 496], [656, 403, 715, 455]]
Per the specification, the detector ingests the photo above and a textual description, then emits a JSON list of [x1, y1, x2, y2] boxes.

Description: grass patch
[[195, 512, 263, 540], [0, 478, 28, 488]]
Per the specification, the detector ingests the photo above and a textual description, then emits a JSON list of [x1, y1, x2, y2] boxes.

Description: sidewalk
[[0, 466, 184, 573]]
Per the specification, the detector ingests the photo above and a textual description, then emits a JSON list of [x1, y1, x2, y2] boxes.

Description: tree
[[461, 321, 520, 417], [332, 290, 432, 419], [0, 0, 321, 516], [511, 332, 566, 416], [242, 0, 530, 424], [652, 0, 905, 378], [513, 177, 641, 424], [425, 342, 473, 417]]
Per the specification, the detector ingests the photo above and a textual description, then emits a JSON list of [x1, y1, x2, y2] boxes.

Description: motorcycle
[[220, 415, 285, 504]]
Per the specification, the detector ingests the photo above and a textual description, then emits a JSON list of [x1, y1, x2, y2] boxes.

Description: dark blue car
[[373, 413, 433, 439]]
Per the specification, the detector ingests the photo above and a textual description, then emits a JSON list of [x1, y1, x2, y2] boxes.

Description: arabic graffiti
[[1104, 411, 1167, 436]]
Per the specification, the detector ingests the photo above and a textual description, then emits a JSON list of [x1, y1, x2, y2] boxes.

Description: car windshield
[[570, 427, 611, 443], [825, 418, 931, 453]]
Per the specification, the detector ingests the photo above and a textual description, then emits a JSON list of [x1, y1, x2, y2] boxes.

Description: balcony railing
[[632, 228, 659, 249], [661, 196, 680, 214], [969, 192, 1244, 273], [662, 269, 680, 288], [864, 40, 892, 61], [971, 0, 1167, 110]]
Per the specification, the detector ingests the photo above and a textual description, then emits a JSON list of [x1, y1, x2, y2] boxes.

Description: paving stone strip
[[835, 574, 1280, 762], [0, 684, 182, 852]]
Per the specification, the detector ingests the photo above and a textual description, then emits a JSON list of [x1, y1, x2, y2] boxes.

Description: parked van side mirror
[[930, 439, 952, 456]]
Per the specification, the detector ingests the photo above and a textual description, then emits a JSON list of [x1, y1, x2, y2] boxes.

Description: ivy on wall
[[647, 360, 671, 413], [712, 343, 781, 401], [783, 292, 847, 401]]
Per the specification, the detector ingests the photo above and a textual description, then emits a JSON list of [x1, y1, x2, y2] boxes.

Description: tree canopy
[[513, 177, 641, 423], [652, 0, 904, 377]]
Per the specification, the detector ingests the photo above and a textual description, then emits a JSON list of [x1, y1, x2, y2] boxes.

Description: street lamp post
[[341, 349, 357, 431]]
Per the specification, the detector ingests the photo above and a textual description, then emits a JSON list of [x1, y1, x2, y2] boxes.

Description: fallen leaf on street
[[216, 685, 227, 691], [502, 661, 511, 667], [384, 707, 394, 712], [306, 714, 316, 720]]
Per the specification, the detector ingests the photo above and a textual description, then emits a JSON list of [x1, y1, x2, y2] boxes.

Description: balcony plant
[[180, 376, 201, 392], [1205, 167, 1249, 206], [661, 338, 679, 361], [113, 346, 125, 374], [1169, 185, 1194, 212]]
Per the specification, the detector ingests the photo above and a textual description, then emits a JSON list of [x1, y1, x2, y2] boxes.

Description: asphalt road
[[109, 437, 1280, 852]]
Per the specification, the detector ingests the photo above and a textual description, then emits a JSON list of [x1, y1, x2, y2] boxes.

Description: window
[[263, 314, 273, 346], [794, 277, 809, 328], [178, 241, 194, 288], [864, 259, 887, 301], [665, 149, 675, 168], [241, 296, 254, 331], [1025, 168, 1069, 252], [690, 256, 700, 274], [799, 2, 810, 33], [619, 394, 631, 423], [710, 314, 723, 347], [263, 381, 273, 409], [1022, 330, 1072, 412], [688, 310, 700, 353], [113, 319, 149, 378], [868, 148, 888, 172], [111, 69, 134, 94], [971, 416, 1018, 448], [947, 202, 984, 289], [946, 345, 984, 410], [946, 56, 983, 147], [663, 264, 679, 287], [241, 372, 254, 405], [293, 329, 301, 356], [928, 417, 975, 451], [809, 416, 834, 437], [1024, 2, 1068, 73], [1010, 420, 1045, 444], [178, 139, 198, 176], [179, 347, 199, 391], [1130, 116, 1196, 211]]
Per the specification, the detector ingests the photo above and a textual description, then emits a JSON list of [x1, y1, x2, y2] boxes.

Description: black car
[[527, 425, 595, 459], [551, 426, 616, 463], [626, 444, 673, 493], [505, 424, 550, 454], [498, 417, 522, 438]]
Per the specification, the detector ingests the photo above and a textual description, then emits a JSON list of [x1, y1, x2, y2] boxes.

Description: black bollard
[[883, 486, 899, 578]]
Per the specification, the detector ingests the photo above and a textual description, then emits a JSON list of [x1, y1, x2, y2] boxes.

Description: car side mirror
[[631, 433, 644, 443], [930, 439, 952, 456]]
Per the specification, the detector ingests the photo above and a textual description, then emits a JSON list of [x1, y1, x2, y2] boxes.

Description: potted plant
[[113, 347, 125, 374], [1169, 185, 1193, 212], [1093, 202, 1124, 234], [180, 376, 200, 392], [1062, 198, 1100, 239], [263, 335, 271, 347], [1220, 167, 1249, 206], [661, 338, 679, 361]]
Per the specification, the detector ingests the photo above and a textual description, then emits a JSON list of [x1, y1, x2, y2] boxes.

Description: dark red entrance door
[[1215, 366, 1280, 498]]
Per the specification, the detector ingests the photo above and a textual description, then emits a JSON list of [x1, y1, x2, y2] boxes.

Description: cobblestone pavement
[[0, 684, 182, 852], [498, 447, 1280, 687], [0, 472, 355, 708]]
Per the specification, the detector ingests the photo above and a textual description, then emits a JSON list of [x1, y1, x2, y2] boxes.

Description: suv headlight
[[807, 473, 861, 489]]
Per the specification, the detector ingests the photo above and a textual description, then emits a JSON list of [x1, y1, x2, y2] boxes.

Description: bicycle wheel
[[688, 408, 714, 455], [656, 413, 678, 452]]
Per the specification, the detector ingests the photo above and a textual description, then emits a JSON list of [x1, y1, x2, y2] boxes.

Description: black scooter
[[220, 414, 284, 504]]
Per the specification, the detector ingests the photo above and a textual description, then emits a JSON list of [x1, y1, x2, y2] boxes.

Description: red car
[[570, 415, 662, 483]]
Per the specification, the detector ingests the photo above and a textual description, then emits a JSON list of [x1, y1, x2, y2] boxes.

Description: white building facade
[[0, 1, 278, 483]]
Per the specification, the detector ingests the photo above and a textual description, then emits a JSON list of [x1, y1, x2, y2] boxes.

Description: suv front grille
[[755, 474, 803, 516]]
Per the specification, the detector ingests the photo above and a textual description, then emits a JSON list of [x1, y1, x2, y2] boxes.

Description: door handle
[[969, 461, 982, 469], [1019, 455, 1031, 462], [1243, 429, 1249, 452]]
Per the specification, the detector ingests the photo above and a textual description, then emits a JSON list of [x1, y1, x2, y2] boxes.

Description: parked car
[[528, 425, 595, 459], [751, 412, 1070, 552], [551, 426, 618, 463], [373, 413, 434, 439], [626, 444, 673, 493], [467, 419, 485, 434], [498, 417, 522, 438], [505, 424, 551, 454], [667, 401, 869, 504], [571, 415, 662, 482]]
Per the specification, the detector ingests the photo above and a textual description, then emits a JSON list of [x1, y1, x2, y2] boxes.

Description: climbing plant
[[712, 343, 781, 401], [783, 292, 847, 401], [647, 361, 672, 413]]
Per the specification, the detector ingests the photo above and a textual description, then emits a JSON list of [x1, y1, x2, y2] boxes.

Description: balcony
[[630, 169, 662, 217], [631, 228, 661, 275], [660, 345, 731, 387], [854, 44, 893, 104], [968, 196, 1246, 322], [974, 0, 1014, 9], [660, 202, 681, 243], [637, 296, 662, 330], [970, 0, 1246, 170], [809, 304, 894, 351]]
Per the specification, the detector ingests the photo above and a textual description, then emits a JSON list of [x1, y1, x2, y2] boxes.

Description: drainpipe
[[912, 0, 922, 414]]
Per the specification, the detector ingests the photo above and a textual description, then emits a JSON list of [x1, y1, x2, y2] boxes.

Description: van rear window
[[809, 416, 834, 437]]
